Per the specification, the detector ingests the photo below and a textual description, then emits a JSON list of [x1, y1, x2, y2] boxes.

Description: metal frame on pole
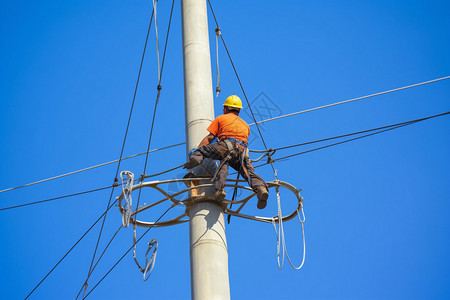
[[181, 0, 231, 299]]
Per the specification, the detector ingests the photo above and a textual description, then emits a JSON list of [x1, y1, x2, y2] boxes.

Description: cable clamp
[[113, 177, 119, 187], [120, 171, 135, 227], [215, 26, 221, 36], [157, 84, 162, 91]]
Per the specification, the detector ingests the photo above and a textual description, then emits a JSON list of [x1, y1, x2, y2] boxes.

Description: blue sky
[[1, 0, 449, 299]]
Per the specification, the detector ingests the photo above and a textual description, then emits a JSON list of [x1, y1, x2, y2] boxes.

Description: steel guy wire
[[249, 75, 450, 126], [215, 26, 221, 97], [207, 0, 278, 178], [257, 111, 450, 153], [0, 186, 113, 212], [249, 110, 450, 169], [24, 198, 119, 299], [75, 225, 123, 300], [6, 90, 448, 196], [83, 204, 176, 298], [2, 78, 448, 195], [153, 0, 161, 83], [135, 0, 175, 231], [82, 6, 156, 295], [207, 0, 268, 150], [0, 142, 184, 195], [145, 111, 450, 179], [273, 119, 444, 162], [140, 0, 175, 180]]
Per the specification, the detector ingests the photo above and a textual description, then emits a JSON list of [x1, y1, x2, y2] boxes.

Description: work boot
[[256, 186, 269, 209], [214, 189, 226, 200], [183, 159, 198, 169]]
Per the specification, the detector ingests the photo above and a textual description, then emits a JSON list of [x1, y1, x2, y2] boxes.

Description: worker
[[184, 95, 269, 209]]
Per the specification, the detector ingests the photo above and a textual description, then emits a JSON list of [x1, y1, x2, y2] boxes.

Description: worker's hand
[[183, 160, 198, 169], [188, 148, 198, 157]]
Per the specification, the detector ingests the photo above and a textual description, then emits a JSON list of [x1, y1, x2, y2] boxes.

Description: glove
[[189, 148, 198, 157], [183, 160, 198, 169]]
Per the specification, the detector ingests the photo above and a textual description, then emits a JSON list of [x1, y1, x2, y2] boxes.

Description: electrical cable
[[80, 3, 175, 297], [5, 75, 448, 196], [207, 0, 268, 150], [81, 7, 156, 297], [83, 204, 176, 298], [207, 0, 278, 179], [0, 142, 184, 195], [134, 0, 175, 230], [75, 225, 123, 299], [274, 123, 415, 162], [24, 198, 119, 299], [0, 143, 184, 195], [249, 76, 450, 126], [243, 111, 450, 171], [274, 111, 450, 161], [262, 111, 450, 152], [0, 186, 113, 212]]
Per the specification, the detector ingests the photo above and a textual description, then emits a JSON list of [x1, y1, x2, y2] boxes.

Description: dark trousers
[[189, 140, 268, 192]]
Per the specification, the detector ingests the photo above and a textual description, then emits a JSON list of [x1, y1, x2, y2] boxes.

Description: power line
[[207, 0, 268, 149], [207, 0, 278, 178], [84, 204, 175, 298], [80, 3, 176, 297], [24, 198, 119, 299], [0, 185, 113, 211], [135, 0, 175, 221], [5, 76, 448, 196], [271, 111, 450, 152], [0, 142, 184, 194], [6, 73, 448, 196], [82, 4, 157, 297], [274, 124, 412, 161], [75, 225, 123, 299], [249, 76, 450, 126], [251, 111, 450, 165]]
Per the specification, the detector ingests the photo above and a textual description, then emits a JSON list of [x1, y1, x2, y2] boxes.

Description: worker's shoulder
[[223, 113, 247, 123]]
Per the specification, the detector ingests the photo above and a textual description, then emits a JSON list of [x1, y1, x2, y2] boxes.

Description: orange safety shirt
[[207, 113, 250, 143]]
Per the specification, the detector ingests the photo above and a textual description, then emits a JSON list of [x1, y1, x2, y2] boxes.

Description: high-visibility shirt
[[207, 113, 250, 143]]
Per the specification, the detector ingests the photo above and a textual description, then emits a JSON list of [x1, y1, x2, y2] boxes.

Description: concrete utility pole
[[181, 0, 231, 299]]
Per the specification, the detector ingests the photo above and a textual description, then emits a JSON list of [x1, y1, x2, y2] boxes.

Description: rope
[[24, 198, 119, 299], [215, 26, 221, 97], [0, 185, 113, 212], [83, 204, 176, 298], [249, 76, 450, 126]]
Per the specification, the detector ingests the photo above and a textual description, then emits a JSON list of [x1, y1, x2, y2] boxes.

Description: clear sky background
[[1, 0, 449, 299]]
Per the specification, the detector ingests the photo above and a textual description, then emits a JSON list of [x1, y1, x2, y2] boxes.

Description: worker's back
[[208, 113, 250, 142]]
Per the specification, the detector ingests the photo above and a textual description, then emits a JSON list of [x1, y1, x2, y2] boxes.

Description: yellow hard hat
[[223, 95, 243, 109]]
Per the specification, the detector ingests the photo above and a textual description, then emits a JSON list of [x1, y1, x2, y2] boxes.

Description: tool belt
[[211, 138, 250, 182]]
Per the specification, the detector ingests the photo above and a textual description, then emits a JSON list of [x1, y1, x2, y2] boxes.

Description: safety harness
[[211, 138, 249, 182]]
